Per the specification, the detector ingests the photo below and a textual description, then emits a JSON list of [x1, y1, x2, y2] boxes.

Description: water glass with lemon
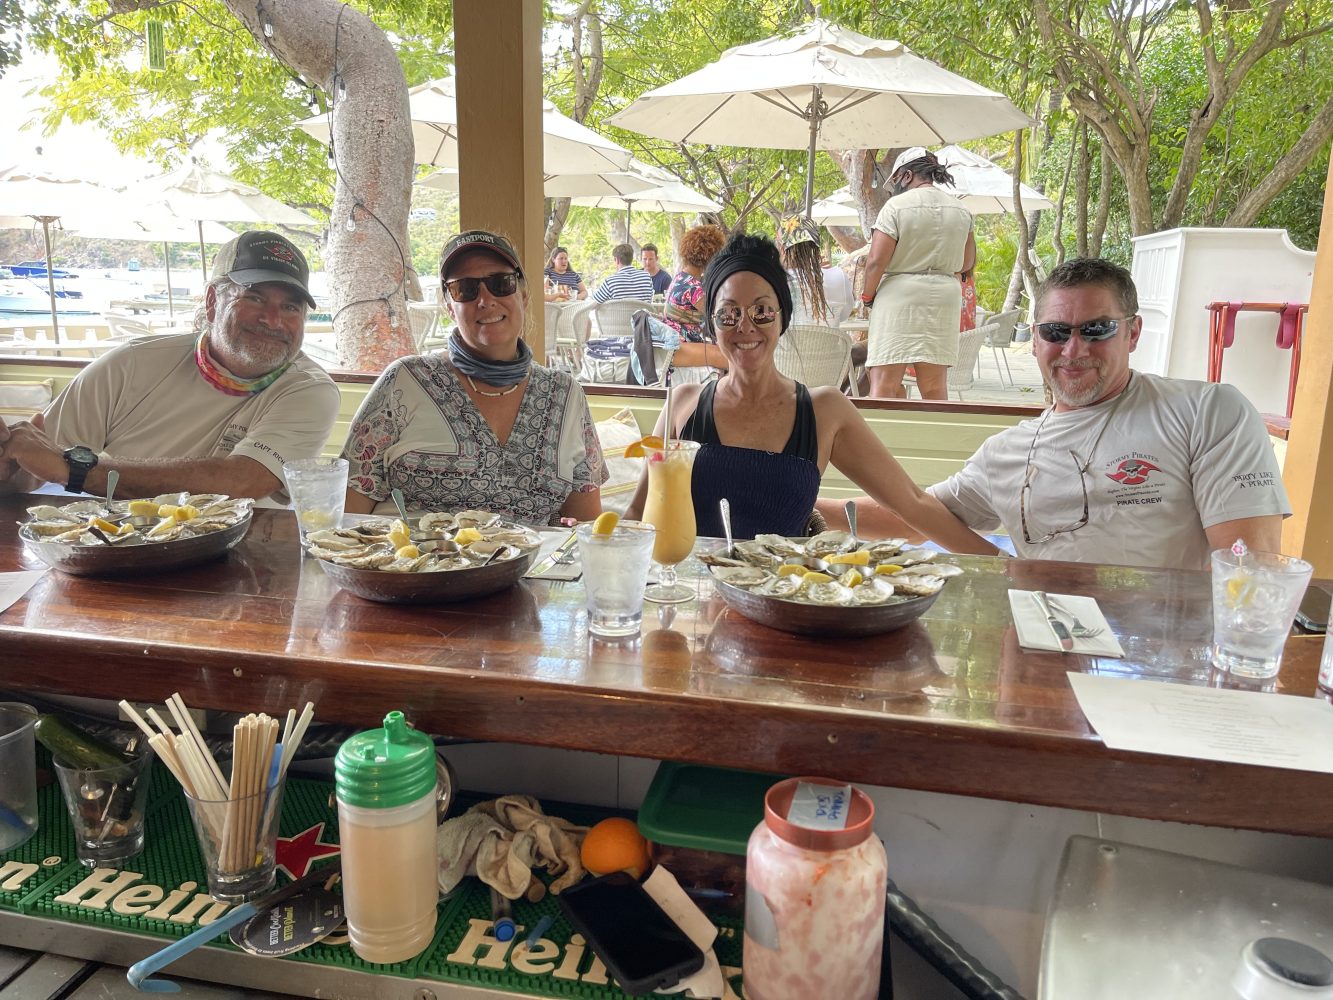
[[1210, 542, 1313, 679], [283, 458, 349, 546], [577, 512, 657, 637]]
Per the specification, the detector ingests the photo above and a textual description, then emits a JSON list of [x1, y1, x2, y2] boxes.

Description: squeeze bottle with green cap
[[335, 711, 439, 964]]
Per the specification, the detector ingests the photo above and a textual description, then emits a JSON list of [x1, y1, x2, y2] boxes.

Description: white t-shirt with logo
[[928, 372, 1290, 570], [42, 333, 340, 499]]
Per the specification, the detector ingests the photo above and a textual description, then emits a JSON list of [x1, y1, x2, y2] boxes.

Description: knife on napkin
[[526, 530, 580, 579], [1032, 591, 1075, 652]]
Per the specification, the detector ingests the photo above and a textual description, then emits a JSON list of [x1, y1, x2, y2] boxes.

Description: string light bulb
[[345, 216, 356, 232], [262, 18, 273, 37], [326, 143, 335, 169]]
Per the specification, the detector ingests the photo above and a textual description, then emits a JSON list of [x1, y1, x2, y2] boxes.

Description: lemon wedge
[[157, 504, 180, 519], [777, 563, 808, 577], [843, 570, 864, 588], [801, 571, 835, 584], [454, 527, 484, 545], [395, 544, 421, 559], [174, 504, 200, 522], [128, 500, 159, 517], [388, 519, 412, 549], [89, 517, 121, 535], [592, 511, 620, 536], [875, 564, 904, 576], [1226, 574, 1254, 607], [827, 550, 870, 566]]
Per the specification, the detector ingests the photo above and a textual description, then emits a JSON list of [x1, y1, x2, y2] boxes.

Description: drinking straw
[[663, 369, 674, 454], [278, 701, 315, 777]]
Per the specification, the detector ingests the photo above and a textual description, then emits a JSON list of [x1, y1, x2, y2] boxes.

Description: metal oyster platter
[[19, 493, 253, 577], [309, 511, 540, 604], [703, 531, 959, 637]]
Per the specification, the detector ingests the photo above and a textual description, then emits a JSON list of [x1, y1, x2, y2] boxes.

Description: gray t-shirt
[[42, 333, 340, 499], [928, 372, 1290, 569]]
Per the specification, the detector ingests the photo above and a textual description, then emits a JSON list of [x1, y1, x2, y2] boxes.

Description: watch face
[[65, 446, 97, 466]]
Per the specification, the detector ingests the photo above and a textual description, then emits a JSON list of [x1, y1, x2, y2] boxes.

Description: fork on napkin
[[1007, 590, 1124, 657], [524, 530, 582, 581]]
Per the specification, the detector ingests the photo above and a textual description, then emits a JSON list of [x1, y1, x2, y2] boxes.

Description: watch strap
[[63, 448, 97, 494]]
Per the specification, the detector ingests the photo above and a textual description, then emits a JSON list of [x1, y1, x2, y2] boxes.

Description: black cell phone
[[1296, 584, 1332, 633], [557, 872, 705, 996]]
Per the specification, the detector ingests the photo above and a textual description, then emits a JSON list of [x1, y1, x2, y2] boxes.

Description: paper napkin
[[0, 570, 46, 617], [523, 530, 582, 582], [1008, 589, 1125, 657]]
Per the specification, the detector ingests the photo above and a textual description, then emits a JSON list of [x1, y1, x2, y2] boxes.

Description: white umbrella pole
[[163, 241, 174, 319], [40, 218, 61, 344], [803, 85, 822, 218], [198, 221, 208, 288]]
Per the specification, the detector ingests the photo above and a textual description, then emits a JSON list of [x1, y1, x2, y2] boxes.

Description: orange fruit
[[623, 435, 664, 459], [580, 817, 650, 879]]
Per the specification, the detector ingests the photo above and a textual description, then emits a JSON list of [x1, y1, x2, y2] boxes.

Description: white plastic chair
[[591, 299, 654, 339], [981, 308, 1022, 386], [103, 312, 154, 340], [774, 324, 853, 389], [949, 325, 989, 400], [406, 302, 442, 352]]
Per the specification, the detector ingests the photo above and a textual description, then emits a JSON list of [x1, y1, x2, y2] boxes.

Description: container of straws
[[121, 695, 314, 903]]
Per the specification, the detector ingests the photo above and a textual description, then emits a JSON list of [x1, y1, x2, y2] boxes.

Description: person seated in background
[[641, 243, 672, 296], [822, 249, 854, 326], [543, 246, 587, 301], [820, 258, 1289, 569], [0, 230, 339, 502], [624, 231, 999, 554], [638, 223, 728, 384], [778, 215, 832, 326], [592, 243, 656, 302], [343, 229, 605, 525]]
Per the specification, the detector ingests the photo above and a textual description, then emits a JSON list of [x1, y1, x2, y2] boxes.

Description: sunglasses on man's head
[[1033, 317, 1134, 344], [443, 271, 520, 303], [711, 303, 780, 329]]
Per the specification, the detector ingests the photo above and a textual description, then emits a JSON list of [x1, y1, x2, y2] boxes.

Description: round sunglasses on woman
[[340, 229, 607, 525]]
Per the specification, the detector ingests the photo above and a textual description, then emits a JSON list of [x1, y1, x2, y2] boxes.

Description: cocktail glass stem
[[645, 561, 692, 604]]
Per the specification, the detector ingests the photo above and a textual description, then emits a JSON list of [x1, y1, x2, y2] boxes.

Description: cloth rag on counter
[[437, 794, 588, 899]]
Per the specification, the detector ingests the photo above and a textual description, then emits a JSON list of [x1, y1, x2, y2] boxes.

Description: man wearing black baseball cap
[[0, 230, 339, 502]]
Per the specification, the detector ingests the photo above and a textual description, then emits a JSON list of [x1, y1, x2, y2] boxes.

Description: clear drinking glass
[[1210, 548, 1313, 680], [183, 782, 284, 903], [0, 703, 38, 852], [54, 749, 154, 868], [576, 521, 657, 637], [283, 457, 349, 545], [641, 441, 700, 604]]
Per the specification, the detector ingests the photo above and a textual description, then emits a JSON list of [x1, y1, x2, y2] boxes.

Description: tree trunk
[[543, 1, 604, 253], [836, 149, 891, 237], [1011, 131, 1040, 294], [1074, 122, 1091, 257], [544, 198, 571, 259], [829, 226, 866, 254], [220, 0, 415, 371], [1089, 142, 1112, 257]]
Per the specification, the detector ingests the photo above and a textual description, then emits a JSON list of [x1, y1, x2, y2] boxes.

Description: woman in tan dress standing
[[862, 147, 975, 400]]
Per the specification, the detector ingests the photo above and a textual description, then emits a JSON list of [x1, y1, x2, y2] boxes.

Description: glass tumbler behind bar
[[183, 783, 284, 902], [54, 749, 154, 868]]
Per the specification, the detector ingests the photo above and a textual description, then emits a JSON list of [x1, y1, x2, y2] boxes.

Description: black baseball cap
[[438, 229, 524, 281], [212, 230, 316, 308]]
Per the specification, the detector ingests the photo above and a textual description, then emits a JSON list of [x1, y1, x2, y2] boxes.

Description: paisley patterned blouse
[[341, 354, 606, 524]]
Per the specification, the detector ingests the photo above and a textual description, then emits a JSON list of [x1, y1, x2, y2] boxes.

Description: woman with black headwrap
[[624, 231, 998, 553], [861, 147, 975, 400]]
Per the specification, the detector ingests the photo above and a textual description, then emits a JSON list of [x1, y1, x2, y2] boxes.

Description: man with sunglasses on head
[[829, 258, 1288, 570], [932, 257, 1288, 569], [0, 230, 339, 503]]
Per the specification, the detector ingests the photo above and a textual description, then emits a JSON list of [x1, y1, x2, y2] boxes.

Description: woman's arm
[[961, 230, 976, 276], [560, 486, 602, 521], [670, 342, 725, 370], [860, 230, 898, 304], [345, 488, 376, 514], [817, 392, 998, 555], [576, 281, 588, 300]]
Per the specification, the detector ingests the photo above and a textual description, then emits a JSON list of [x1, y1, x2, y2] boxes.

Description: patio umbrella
[[937, 144, 1055, 214], [129, 163, 319, 283], [607, 18, 1032, 216], [296, 76, 635, 175], [0, 163, 120, 341], [570, 179, 722, 236], [416, 166, 658, 199], [63, 215, 238, 319]]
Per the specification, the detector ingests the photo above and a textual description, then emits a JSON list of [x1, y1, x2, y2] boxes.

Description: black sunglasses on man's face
[[1033, 317, 1134, 344]]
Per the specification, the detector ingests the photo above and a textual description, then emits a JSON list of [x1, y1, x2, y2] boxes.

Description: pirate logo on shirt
[[1106, 459, 1161, 487]]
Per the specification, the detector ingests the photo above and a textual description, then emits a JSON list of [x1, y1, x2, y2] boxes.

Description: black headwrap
[[701, 232, 794, 338]]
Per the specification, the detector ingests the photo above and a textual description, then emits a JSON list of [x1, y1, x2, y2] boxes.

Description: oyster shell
[[753, 534, 804, 557], [803, 580, 855, 606], [898, 561, 963, 578], [894, 548, 938, 567], [860, 539, 909, 560], [804, 530, 854, 557], [851, 579, 895, 605], [25, 505, 80, 523], [893, 574, 945, 596], [26, 519, 86, 537], [454, 510, 502, 530], [418, 512, 456, 533], [733, 540, 780, 568], [712, 566, 772, 588], [753, 574, 803, 598], [698, 552, 751, 568]]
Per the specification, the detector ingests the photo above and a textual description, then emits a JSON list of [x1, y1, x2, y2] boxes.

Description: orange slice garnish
[[623, 434, 664, 459]]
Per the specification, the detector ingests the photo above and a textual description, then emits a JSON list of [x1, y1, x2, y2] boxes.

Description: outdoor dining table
[[1, 492, 1329, 839]]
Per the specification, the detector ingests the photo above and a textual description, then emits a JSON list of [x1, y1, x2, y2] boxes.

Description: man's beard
[[216, 324, 294, 376], [1045, 360, 1107, 407]]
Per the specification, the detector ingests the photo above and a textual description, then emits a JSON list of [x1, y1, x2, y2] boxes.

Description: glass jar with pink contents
[[743, 777, 887, 1000]]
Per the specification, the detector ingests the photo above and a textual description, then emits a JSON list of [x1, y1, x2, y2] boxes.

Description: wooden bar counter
[[1, 494, 1329, 839]]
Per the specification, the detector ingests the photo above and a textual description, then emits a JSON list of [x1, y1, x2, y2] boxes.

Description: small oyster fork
[[1049, 598, 1104, 639]]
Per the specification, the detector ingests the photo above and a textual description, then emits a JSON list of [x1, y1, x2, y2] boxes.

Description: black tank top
[[681, 380, 821, 540]]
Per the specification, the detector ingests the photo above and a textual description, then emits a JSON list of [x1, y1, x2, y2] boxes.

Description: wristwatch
[[63, 446, 99, 494]]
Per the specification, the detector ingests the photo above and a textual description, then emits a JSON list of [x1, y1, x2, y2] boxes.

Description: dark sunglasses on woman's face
[[1033, 316, 1134, 344], [443, 271, 520, 303], [711, 303, 780, 329]]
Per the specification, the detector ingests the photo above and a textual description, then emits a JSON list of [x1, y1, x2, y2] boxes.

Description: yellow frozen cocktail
[[642, 440, 699, 604]]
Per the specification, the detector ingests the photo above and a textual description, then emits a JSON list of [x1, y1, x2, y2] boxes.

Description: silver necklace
[[466, 374, 520, 398]]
